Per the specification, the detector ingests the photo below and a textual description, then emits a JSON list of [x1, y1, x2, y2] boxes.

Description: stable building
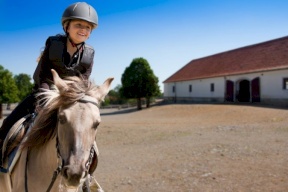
[[163, 36, 288, 105]]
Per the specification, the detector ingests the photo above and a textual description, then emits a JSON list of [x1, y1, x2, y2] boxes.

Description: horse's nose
[[62, 165, 86, 186]]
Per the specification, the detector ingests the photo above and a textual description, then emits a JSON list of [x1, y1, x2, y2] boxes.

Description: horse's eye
[[58, 114, 67, 124], [93, 122, 100, 129]]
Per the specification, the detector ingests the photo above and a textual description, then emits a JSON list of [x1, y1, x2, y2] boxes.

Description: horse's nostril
[[62, 165, 85, 186]]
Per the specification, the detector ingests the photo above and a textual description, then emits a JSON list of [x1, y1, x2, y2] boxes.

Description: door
[[225, 80, 234, 102], [252, 77, 260, 102]]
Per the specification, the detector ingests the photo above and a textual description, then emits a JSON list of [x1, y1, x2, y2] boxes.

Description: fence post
[[0, 103, 2, 119]]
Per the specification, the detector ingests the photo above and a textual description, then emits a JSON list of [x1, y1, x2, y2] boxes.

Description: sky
[[1, 0, 288, 92]]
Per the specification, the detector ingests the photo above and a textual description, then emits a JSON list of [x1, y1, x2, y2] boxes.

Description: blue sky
[[1, 0, 288, 92]]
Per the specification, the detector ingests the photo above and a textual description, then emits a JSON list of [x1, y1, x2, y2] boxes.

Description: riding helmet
[[61, 2, 98, 29]]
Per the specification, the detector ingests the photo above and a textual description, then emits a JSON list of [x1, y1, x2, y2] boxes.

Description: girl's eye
[[74, 23, 91, 32]]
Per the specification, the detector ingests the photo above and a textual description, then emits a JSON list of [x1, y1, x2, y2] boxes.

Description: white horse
[[0, 69, 113, 192]]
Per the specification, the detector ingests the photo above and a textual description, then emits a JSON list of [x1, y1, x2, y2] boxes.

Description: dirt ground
[[1, 103, 288, 192], [93, 104, 288, 192]]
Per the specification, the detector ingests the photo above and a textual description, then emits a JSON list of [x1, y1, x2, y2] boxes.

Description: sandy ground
[[1, 103, 288, 192], [94, 104, 288, 192]]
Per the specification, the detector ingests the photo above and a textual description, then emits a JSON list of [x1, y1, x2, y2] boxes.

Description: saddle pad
[[1, 115, 31, 173]]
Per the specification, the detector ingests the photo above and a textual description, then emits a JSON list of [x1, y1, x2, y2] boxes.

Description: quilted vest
[[47, 36, 94, 77]]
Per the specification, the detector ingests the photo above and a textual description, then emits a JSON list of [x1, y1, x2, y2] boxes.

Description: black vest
[[47, 35, 94, 77]]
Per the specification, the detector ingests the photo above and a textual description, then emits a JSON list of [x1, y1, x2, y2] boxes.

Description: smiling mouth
[[77, 33, 86, 37]]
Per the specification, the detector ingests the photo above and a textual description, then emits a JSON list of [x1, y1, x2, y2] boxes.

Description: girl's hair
[[36, 50, 44, 63]]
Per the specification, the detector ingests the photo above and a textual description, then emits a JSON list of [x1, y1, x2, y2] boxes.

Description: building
[[163, 36, 288, 105]]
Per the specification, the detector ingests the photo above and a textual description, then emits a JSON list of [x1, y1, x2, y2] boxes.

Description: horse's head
[[47, 70, 113, 186], [28, 70, 113, 186], [48, 70, 113, 187]]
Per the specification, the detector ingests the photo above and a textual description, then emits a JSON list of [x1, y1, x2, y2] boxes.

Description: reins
[[24, 98, 99, 192], [25, 136, 64, 192]]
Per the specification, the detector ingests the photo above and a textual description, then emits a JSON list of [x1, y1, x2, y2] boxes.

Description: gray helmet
[[62, 2, 98, 29]]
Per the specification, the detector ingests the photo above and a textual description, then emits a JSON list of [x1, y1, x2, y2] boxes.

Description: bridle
[[24, 97, 100, 192]]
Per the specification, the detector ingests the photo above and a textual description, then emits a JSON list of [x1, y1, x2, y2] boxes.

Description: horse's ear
[[51, 69, 68, 92], [96, 77, 114, 101]]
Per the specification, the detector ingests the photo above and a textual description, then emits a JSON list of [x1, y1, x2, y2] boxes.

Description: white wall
[[164, 76, 225, 98], [225, 69, 288, 99], [260, 69, 288, 99], [164, 69, 288, 100]]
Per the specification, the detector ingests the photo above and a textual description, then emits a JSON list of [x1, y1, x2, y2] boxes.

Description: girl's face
[[67, 20, 92, 44]]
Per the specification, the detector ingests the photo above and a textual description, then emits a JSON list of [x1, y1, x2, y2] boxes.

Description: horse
[[0, 69, 113, 192]]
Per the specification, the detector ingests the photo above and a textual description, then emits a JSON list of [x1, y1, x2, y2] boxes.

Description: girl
[[0, 2, 98, 165]]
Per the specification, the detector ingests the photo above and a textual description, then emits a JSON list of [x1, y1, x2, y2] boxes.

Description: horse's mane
[[21, 76, 99, 149]]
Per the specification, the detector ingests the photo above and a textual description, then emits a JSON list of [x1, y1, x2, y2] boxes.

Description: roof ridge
[[164, 35, 288, 83], [193, 35, 288, 62]]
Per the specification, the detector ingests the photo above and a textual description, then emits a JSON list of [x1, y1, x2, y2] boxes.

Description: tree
[[0, 65, 19, 111], [108, 84, 127, 105], [14, 73, 33, 100], [120, 58, 161, 110]]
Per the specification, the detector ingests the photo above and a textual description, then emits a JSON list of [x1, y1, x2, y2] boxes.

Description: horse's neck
[[29, 137, 58, 169], [11, 137, 61, 192], [27, 137, 61, 190]]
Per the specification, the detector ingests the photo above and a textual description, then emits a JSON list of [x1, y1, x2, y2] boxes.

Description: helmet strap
[[68, 36, 84, 48], [64, 20, 85, 48]]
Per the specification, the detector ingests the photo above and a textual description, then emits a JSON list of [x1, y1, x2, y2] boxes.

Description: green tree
[[0, 65, 19, 106], [120, 57, 161, 110], [14, 73, 33, 100], [108, 84, 127, 105]]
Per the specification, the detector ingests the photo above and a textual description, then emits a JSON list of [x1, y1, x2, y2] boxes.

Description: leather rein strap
[[24, 98, 99, 192], [24, 138, 66, 192]]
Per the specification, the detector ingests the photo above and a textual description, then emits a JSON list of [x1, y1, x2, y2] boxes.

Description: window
[[172, 86, 175, 93], [189, 85, 192, 92], [283, 78, 288, 90], [210, 83, 214, 92]]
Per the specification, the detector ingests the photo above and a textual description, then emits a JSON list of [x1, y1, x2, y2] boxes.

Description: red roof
[[163, 36, 288, 83]]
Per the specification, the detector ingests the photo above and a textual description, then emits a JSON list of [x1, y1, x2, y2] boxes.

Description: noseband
[[24, 97, 100, 192]]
